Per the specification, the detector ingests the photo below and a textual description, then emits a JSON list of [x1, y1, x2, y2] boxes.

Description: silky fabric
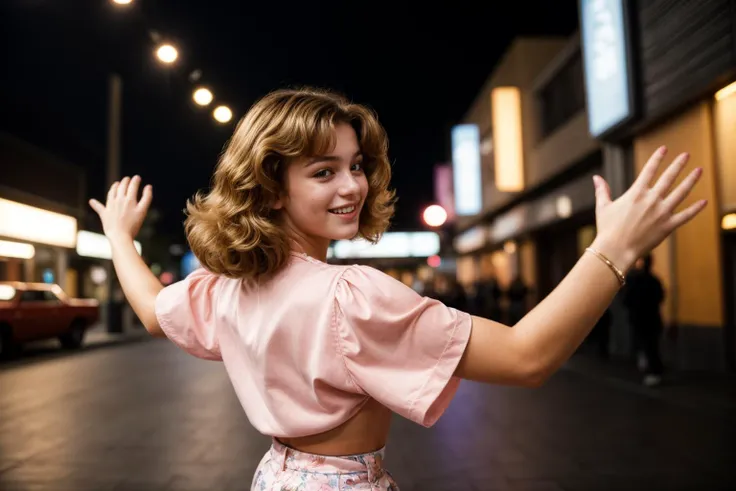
[[155, 252, 472, 439]]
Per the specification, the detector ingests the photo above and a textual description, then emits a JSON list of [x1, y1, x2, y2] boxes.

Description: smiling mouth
[[329, 205, 357, 215]]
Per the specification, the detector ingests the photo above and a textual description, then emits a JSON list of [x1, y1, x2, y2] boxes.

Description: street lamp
[[156, 44, 178, 64], [193, 87, 213, 106], [112, 0, 133, 5], [422, 205, 447, 228], [213, 105, 233, 123]]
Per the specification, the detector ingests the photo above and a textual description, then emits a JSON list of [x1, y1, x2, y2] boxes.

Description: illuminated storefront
[[448, 36, 601, 328], [327, 232, 442, 292], [0, 197, 78, 289], [72, 230, 142, 301], [330, 232, 440, 260], [0, 132, 87, 294]]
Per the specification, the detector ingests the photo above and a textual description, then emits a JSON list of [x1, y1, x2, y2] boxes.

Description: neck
[[289, 237, 329, 262], [280, 216, 330, 262]]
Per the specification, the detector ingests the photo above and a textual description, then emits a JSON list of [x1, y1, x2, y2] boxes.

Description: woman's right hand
[[591, 146, 707, 272], [89, 175, 153, 243]]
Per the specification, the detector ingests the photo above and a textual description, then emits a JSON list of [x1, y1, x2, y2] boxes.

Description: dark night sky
[[0, 0, 578, 243]]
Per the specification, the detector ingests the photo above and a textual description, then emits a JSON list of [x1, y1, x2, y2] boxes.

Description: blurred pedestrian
[[474, 275, 503, 321], [592, 307, 612, 359], [507, 275, 529, 325], [624, 254, 665, 386]]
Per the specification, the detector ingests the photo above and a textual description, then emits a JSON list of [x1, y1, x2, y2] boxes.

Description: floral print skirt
[[251, 439, 399, 490]]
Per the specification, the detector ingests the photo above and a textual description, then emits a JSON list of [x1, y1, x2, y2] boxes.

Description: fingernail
[[659, 146, 667, 154], [592, 175, 599, 188]]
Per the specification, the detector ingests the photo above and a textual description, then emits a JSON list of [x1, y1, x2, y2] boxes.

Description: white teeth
[[331, 205, 355, 214]]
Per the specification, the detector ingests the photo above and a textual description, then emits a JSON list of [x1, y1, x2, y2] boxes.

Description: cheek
[[291, 185, 330, 216]]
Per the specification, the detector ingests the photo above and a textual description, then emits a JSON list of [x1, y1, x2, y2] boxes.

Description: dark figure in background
[[592, 308, 612, 359], [624, 254, 665, 387], [506, 276, 529, 326], [475, 277, 504, 321], [443, 276, 469, 313]]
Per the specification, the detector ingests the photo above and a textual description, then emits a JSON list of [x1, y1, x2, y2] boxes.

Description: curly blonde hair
[[185, 87, 396, 279]]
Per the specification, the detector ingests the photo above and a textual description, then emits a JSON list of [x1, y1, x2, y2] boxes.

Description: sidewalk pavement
[[81, 326, 736, 416], [562, 350, 736, 416], [15, 320, 734, 418], [83, 322, 151, 348], [3, 323, 151, 364]]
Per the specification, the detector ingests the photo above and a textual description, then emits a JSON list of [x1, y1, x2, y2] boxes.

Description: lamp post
[[104, 42, 178, 332], [105, 73, 123, 333], [103, 4, 234, 328]]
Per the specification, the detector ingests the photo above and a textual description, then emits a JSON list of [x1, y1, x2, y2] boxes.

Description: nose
[[338, 170, 361, 197]]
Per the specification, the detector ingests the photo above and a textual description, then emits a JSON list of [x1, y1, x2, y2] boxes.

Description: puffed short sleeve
[[155, 268, 222, 361], [334, 265, 472, 427]]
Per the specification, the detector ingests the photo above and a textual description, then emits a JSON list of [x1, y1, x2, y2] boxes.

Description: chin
[[329, 225, 360, 241]]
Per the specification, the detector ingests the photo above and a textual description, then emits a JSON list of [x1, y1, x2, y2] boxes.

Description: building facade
[[448, 1, 736, 372], [449, 36, 612, 334], [579, 0, 736, 370], [0, 132, 138, 304], [0, 132, 85, 292]]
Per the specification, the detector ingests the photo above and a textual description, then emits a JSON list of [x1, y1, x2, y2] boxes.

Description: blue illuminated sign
[[451, 124, 482, 216], [580, 0, 635, 137], [181, 251, 201, 278]]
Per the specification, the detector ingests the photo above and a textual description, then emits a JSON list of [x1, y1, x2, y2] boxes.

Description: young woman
[[89, 88, 706, 490]]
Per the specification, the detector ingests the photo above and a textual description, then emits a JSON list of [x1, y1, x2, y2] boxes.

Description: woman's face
[[275, 123, 369, 254]]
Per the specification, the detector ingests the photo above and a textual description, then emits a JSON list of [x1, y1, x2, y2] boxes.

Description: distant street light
[[193, 88, 213, 106], [213, 105, 233, 123], [423, 204, 447, 227], [156, 44, 178, 64], [112, 0, 133, 5]]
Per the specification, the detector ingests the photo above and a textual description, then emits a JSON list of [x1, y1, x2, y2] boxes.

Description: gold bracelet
[[585, 247, 626, 287]]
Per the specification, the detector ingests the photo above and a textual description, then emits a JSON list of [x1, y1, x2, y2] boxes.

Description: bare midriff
[[277, 398, 392, 456]]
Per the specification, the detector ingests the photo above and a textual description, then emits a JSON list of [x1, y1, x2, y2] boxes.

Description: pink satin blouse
[[155, 252, 472, 438]]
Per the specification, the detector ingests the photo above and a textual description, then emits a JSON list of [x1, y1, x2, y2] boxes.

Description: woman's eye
[[351, 162, 364, 172], [313, 169, 333, 179]]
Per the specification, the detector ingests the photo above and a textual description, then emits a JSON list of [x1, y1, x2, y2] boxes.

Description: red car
[[0, 282, 100, 357]]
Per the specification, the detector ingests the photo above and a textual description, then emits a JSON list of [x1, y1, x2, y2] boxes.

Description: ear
[[272, 192, 286, 210], [270, 159, 287, 210]]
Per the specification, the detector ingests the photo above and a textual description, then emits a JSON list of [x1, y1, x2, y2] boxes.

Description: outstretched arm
[[455, 148, 706, 387], [89, 176, 165, 337]]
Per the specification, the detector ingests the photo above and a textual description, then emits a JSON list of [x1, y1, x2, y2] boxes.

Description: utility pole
[[106, 73, 123, 333]]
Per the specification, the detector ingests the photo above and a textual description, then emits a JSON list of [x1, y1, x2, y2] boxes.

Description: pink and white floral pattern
[[251, 440, 399, 490]]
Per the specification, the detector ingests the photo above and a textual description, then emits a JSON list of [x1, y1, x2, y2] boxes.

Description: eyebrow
[[305, 151, 363, 167]]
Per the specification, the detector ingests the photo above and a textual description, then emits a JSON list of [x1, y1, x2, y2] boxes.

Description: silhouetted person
[[592, 308, 611, 359], [475, 277, 503, 321], [444, 277, 469, 313], [624, 254, 665, 386], [507, 276, 529, 325]]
